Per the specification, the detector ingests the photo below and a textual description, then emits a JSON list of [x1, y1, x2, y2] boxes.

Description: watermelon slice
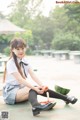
[[55, 85, 70, 95]]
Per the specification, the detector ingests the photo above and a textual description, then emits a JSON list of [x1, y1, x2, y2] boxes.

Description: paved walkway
[[0, 56, 80, 120]]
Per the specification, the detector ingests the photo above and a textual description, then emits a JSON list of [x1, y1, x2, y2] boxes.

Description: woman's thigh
[[15, 87, 31, 103]]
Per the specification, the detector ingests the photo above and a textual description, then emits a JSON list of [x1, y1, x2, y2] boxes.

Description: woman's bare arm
[[11, 72, 37, 91], [28, 68, 43, 87]]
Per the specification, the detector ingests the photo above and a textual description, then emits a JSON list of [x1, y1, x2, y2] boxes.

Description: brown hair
[[3, 38, 27, 82]]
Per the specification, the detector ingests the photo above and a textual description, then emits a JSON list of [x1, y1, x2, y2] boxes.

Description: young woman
[[3, 38, 78, 116]]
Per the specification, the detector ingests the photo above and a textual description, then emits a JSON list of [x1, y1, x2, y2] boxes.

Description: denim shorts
[[3, 84, 21, 105]]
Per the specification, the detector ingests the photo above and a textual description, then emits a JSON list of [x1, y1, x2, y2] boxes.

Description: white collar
[[17, 57, 25, 63]]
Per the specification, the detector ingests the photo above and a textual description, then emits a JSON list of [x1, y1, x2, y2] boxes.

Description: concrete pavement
[[0, 56, 80, 120]]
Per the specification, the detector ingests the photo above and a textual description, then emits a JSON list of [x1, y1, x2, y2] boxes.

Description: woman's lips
[[19, 54, 23, 55]]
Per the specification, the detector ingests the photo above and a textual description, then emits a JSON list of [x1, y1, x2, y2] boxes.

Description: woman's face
[[12, 47, 26, 59]]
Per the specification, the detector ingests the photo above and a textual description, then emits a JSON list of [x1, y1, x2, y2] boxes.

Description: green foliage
[[4, 47, 10, 56], [64, 3, 80, 23], [50, 6, 70, 38], [31, 16, 54, 49], [0, 0, 80, 53], [26, 47, 33, 55], [14, 30, 33, 47], [14, 30, 32, 40], [52, 33, 80, 50], [0, 34, 14, 53], [0, 34, 14, 43], [9, 0, 43, 28], [50, 5, 80, 51]]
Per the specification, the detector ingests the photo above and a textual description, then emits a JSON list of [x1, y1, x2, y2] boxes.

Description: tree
[[52, 32, 80, 50], [9, 0, 43, 28], [50, 6, 69, 35], [50, 4, 80, 50], [64, 3, 80, 23], [31, 15, 54, 49], [64, 3, 80, 37]]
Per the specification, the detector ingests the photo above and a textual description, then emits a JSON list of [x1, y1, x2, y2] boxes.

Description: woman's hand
[[34, 86, 44, 94], [41, 86, 49, 92], [34, 86, 49, 94]]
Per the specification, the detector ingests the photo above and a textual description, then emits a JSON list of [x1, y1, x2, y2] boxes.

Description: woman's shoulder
[[6, 58, 18, 72], [7, 58, 14, 65]]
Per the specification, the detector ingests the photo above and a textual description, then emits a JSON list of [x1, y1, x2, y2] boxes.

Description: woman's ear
[[12, 48, 16, 53], [12, 48, 14, 53]]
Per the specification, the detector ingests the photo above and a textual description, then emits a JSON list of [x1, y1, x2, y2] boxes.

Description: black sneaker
[[32, 102, 54, 116], [66, 96, 78, 104], [45, 102, 56, 110]]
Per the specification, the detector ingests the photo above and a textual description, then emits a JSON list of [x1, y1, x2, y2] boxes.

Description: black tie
[[19, 61, 28, 77]]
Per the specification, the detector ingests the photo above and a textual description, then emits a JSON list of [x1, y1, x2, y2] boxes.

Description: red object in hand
[[42, 86, 48, 92]]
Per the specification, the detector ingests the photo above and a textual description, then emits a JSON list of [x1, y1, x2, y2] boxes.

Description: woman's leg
[[28, 89, 40, 107], [41, 89, 78, 104], [15, 87, 30, 103], [41, 89, 67, 100], [28, 89, 55, 116]]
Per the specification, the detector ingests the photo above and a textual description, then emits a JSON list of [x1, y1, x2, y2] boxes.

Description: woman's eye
[[16, 48, 19, 50], [16, 47, 25, 50]]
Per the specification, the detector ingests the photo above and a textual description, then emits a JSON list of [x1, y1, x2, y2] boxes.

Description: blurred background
[[0, 0, 80, 78], [0, 0, 80, 55]]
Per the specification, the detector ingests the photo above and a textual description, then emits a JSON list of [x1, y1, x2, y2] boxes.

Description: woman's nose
[[19, 49, 23, 53]]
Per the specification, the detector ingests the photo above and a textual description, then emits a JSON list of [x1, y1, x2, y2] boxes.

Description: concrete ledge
[[70, 51, 80, 64]]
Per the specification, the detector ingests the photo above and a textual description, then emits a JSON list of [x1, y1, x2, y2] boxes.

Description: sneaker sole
[[33, 103, 56, 116], [43, 102, 56, 111], [44, 102, 56, 110]]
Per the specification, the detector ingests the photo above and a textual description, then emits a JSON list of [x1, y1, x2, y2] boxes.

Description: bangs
[[15, 40, 26, 49], [11, 38, 26, 49]]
